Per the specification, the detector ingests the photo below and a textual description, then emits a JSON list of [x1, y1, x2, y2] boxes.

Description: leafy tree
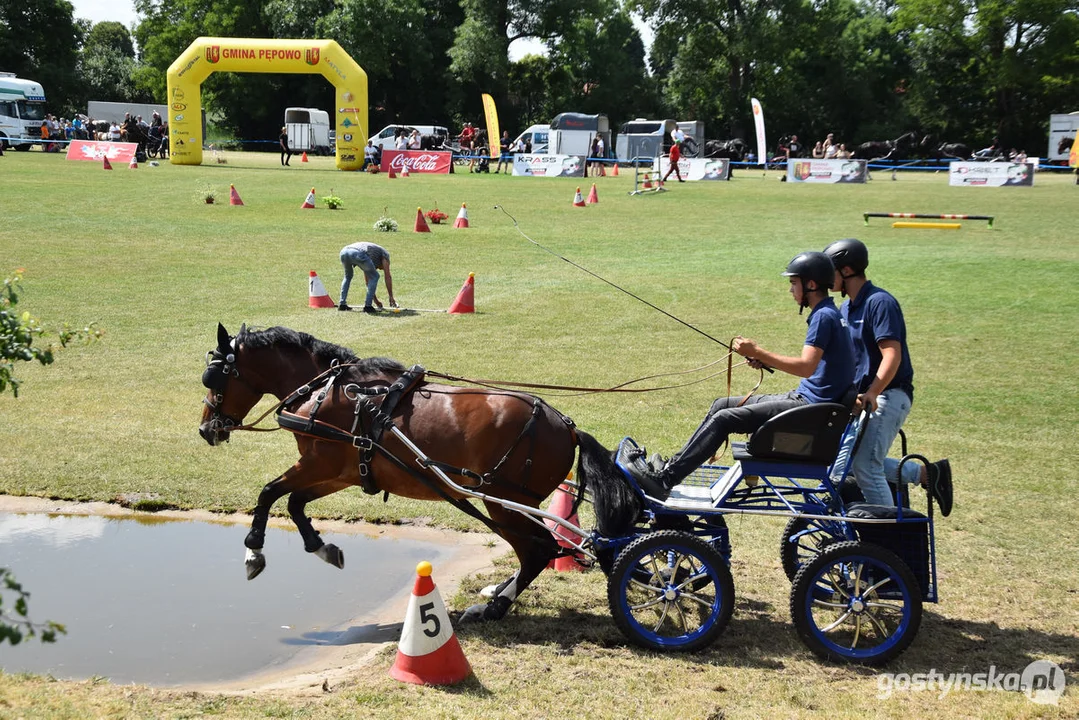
[[77, 21, 149, 105], [0, 0, 85, 116]]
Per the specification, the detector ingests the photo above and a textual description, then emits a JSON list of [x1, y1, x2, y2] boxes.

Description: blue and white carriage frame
[[388, 401, 940, 665]]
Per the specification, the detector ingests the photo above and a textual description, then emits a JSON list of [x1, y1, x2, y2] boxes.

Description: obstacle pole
[[865, 212, 993, 228], [891, 221, 962, 230]]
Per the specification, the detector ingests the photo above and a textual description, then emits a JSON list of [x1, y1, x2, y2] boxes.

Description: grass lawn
[[0, 150, 1076, 718]]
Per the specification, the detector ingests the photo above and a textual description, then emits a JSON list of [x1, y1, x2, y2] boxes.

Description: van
[[370, 124, 449, 151], [512, 124, 550, 154], [284, 107, 332, 155]]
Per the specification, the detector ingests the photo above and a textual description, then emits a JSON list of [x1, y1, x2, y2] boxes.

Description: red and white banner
[[65, 141, 138, 163], [381, 149, 451, 174]]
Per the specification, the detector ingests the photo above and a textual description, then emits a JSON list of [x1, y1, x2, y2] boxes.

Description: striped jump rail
[[864, 212, 994, 228]]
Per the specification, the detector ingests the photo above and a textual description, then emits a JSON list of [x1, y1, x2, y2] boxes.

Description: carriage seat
[[731, 402, 851, 465]]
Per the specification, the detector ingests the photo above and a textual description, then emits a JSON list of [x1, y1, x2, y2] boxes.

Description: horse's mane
[[239, 326, 405, 375]]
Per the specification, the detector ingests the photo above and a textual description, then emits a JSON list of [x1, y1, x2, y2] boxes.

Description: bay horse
[[851, 131, 918, 161], [198, 324, 639, 621]]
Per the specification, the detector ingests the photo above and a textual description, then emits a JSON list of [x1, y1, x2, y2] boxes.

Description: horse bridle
[[202, 344, 244, 436]]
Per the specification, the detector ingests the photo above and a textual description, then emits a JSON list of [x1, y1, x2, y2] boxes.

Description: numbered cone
[[453, 203, 469, 229], [390, 561, 472, 686], [128, 155, 138, 169], [301, 187, 317, 209], [308, 270, 336, 308], [572, 187, 585, 207]]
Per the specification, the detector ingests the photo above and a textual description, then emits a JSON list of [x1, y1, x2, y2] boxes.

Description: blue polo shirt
[[842, 281, 914, 399], [796, 297, 855, 403]]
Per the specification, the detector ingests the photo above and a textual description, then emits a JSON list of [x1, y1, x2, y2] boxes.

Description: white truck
[[0, 73, 47, 150], [1048, 112, 1079, 162], [285, 107, 333, 155]]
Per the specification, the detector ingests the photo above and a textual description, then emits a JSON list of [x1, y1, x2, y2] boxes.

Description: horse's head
[[199, 322, 262, 446], [1058, 136, 1074, 155]]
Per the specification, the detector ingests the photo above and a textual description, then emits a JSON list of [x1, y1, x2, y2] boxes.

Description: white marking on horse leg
[[479, 584, 499, 599], [245, 547, 264, 565]]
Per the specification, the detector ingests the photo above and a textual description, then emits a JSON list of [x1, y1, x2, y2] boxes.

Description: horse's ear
[[238, 323, 247, 339], [217, 323, 230, 349]]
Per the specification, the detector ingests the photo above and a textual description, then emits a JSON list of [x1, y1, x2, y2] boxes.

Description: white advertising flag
[[750, 98, 766, 166]]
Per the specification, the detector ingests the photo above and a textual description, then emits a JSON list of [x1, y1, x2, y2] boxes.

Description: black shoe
[[646, 453, 669, 473], [338, 303, 352, 312], [362, 306, 377, 315], [926, 459, 953, 517], [624, 464, 671, 501]]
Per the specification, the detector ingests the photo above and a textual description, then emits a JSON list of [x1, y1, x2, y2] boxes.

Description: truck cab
[[0, 73, 47, 150]]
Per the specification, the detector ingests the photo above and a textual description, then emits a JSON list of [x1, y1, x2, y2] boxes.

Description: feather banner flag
[[1069, 129, 1078, 168], [482, 93, 501, 160], [750, 98, 767, 166]]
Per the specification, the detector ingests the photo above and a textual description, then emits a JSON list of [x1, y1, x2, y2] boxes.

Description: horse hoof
[[316, 544, 345, 569], [245, 549, 266, 580], [459, 603, 488, 624]]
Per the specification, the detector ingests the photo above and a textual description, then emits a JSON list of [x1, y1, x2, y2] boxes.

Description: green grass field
[[1, 150, 1076, 718]]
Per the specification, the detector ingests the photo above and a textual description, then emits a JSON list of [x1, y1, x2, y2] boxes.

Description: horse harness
[[274, 364, 559, 503]]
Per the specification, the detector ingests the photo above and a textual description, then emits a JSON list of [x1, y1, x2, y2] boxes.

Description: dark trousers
[[281, 148, 291, 165], [666, 391, 807, 481]]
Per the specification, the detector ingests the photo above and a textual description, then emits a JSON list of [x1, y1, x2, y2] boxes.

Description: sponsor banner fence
[[787, 158, 868, 184], [65, 141, 138, 163], [512, 154, 585, 177], [381, 149, 452, 174], [652, 157, 730, 181], [948, 161, 1034, 187]]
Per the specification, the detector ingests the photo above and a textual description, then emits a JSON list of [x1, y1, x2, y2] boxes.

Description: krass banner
[[787, 158, 868, 184], [653, 157, 730, 181], [381, 149, 452, 174], [512, 154, 585, 177], [948, 161, 1034, 187], [65, 140, 138, 163]]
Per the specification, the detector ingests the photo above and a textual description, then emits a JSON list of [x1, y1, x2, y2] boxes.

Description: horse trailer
[[285, 107, 333, 155], [548, 113, 610, 157], [1048, 113, 1079, 161], [616, 118, 678, 161]]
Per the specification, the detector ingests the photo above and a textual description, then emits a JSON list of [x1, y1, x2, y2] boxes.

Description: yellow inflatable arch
[[166, 37, 367, 171]]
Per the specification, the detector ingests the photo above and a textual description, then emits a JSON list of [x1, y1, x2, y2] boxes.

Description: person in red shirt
[[459, 122, 477, 172], [663, 139, 684, 182]]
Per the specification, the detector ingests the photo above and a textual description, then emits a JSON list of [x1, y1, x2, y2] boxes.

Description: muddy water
[[0, 512, 450, 686]]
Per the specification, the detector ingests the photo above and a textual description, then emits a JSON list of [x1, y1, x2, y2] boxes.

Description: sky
[[67, 0, 652, 62]]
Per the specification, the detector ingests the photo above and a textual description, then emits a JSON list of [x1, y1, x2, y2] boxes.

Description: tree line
[[2, 0, 1077, 155]]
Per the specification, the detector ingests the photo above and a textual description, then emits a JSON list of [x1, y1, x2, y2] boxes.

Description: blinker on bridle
[[203, 346, 241, 434]]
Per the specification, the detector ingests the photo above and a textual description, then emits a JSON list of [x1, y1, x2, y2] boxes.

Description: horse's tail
[[575, 431, 643, 537]]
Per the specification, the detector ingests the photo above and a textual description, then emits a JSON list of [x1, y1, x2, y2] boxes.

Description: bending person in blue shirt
[[824, 238, 952, 515], [626, 251, 855, 501]]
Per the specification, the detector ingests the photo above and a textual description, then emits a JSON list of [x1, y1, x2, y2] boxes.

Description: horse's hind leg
[[287, 480, 352, 570]]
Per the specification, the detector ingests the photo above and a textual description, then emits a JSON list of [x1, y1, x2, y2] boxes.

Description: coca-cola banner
[[652, 157, 730, 181], [381, 149, 452, 174], [512, 154, 586, 177]]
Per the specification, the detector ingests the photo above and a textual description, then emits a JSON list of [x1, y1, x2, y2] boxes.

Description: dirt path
[[0, 495, 507, 696]]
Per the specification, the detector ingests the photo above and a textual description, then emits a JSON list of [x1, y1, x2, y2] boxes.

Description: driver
[[625, 252, 854, 500]]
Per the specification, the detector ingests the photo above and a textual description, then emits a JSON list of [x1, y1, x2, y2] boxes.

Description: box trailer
[[548, 113, 609, 157], [285, 107, 333, 155], [615, 118, 678, 161]]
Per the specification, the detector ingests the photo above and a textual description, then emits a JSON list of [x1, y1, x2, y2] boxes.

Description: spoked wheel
[[779, 515, 851, 581], [790, 540, 922, 665], [607, 530, 734, 652]]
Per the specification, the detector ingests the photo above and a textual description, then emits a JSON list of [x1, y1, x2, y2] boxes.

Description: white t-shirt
[[395, 135, 407, 150]]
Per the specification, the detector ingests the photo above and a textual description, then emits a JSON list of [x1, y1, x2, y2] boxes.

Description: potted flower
[[425, 207, 449, 224], [373, 216, 398, 232], [321, 191, 343, 210], [195, 183, 217, 204], [366, 164, 380, 174]]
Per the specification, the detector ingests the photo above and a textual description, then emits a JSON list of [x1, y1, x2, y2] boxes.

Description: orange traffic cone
[[642, 173, 652, 189], [308, 271, 336, 308], [301, 187, 317, 209], [128, 155, 138, 169], [229, 184, 244, 206], [572, 187, 586, 207], [102, 156, 113, 170], [301, 151, 309, 162], [545, 479, 586, 572], [453, 203, 469, 229], [401, 162, 410, 178], [586, 183, 599, 204], [414, 207, 431, 233], [448, 273, 475, 314], [611, 163, 619, 177], [388, 166, 396, 179], [389, 561, 472, 686]]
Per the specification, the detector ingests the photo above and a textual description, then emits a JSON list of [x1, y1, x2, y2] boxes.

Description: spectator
[[108, 121, 122, 142], [788, 134, 802, 157], [812, 141, 825, 159], [1015, 149, 1028, 163], [594, 134, 606, 176], [835, 144, 851, 159], [279, 126, 292, 166], [395, 131, 408, 151], [672, 125, 686, 147], [495, 130, 511, 173], [151, 112, 162, 128], [459, 122, 477, 172], [407, 129, 421, 150], [362, 140, 376, 170]]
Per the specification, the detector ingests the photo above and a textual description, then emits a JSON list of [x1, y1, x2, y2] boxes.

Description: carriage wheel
[[790, 540, 922, 665], [607, 530, 734, 652], [779, 515, 851, 581]]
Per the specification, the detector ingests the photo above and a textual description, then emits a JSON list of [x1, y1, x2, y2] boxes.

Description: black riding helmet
[[823, 238, 869, 275], [782, 251, 835, 313]]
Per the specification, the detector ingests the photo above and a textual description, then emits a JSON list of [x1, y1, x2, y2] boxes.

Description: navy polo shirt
[[796, 297, 855, 404], [842, 281, 914, 399]]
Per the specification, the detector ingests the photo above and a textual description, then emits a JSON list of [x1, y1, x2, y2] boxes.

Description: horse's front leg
[[286, 481, 353, 570], [244, 473, 291, 580]]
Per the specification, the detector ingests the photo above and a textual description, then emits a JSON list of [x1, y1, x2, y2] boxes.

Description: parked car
[[370, 124, 449, 151]]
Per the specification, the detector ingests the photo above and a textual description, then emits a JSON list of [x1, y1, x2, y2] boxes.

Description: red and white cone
[[545, 478, 586, 572], [102, 156, 113, 170], [301, 187, 316, 209], [128, 154, 138, 169], [586, 183, 599, 204], [572, 187, 585, 207], [389, 561, 472, 686], [448, 273, 474, 314], [229, 184, 244, 206], [642, 173, 652, 189], [388, 166, 396, 179], [453, 203, 469, 229], [414, 207, 431, 233], [401, 162, 410, 178], [308, 271, 336, 308]]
